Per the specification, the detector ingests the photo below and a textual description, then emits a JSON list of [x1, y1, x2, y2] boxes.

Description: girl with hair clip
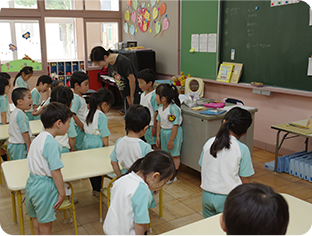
[[155, 83, 182, 183], [103, 150, 176, 235], [83, 88, 114, 195], [199, 107, 255, 218], [13, 66, 33, 89]]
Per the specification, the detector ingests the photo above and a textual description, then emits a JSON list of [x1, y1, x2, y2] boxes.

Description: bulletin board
[[220, 0, 312, 91], [180, 0, 219, 79]]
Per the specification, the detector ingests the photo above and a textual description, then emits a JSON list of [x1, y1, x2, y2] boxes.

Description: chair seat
[[60, 198, 71, 209]]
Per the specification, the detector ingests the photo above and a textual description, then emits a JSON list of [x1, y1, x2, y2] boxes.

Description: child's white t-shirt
[[139, 90, 158, 126], [199, 135, 255, 195], [14, 76, 29, 89], [103, 171, 152, 235], [157, 103, 182, 129], [8, 108, 32, 143], [71, 94, 88, 124], [110, 136, 152, 170], [55, 118, 77, 149], [84, 110, 110, 137], [0, 94, 10, 123], [27, 131, 64, 177]]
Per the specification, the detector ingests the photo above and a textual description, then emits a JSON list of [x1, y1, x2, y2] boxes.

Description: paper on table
[[221, 105, 256, 112], [200, 34, 208, 52], [208, 33, 217, 53], [307, 57, 312, 76], [191, 34, 199, 52]]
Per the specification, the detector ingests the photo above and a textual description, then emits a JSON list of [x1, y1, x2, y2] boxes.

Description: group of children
[[0, 66, 290, 235]]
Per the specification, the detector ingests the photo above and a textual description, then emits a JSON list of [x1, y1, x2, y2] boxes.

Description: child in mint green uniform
[[0, 78, 10, 125], [83, 88, 114, 195], [26, 102, 72, 235], [70, 71, 89, 150], [13, 66, 33, 89], [26, 75, 52, 121]]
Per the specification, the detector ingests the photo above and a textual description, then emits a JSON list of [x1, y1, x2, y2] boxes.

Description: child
[[220, 183, 289, 235], [83, 88, 114, 195], [0, 78, 10, 124], [45, 80, 65, 105], [0, 72, 11, 88], [155, 83, 183, 183], [25, 102, 72, 235], [50, 86, 77, 153], [199, 107, 254, 218], [70, 71, 89, 150], [8, 88, 33, 160], [26, 75, 52, 121], [138, 68, 158, 148], [110, 104, 152, 177], [103, 150, 176, 235], [13, 66, 33, 89]]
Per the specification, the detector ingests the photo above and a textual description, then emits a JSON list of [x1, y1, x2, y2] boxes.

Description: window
[[85, 0, 119, 11], [0, 0, 37, 9], [44, 0, 83, 10]]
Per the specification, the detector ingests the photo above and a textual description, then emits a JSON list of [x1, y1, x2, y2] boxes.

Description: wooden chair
[[0, 143, 10, 186]]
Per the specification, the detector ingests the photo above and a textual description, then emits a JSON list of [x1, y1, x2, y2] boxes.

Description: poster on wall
[[124, 0, 170, 38]]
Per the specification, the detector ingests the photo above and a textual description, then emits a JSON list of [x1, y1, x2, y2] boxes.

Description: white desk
[[162, 193, 312, 235], [2, 146, 115, 235], [0, 120, 43, 140]]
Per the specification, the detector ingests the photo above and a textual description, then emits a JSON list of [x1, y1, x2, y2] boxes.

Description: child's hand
[[156, 137, 160, 148], [168, 140, 174, 150], [53, 195, 65, 211], [151, 126, 156, 136], [79, 124, 84, 132]]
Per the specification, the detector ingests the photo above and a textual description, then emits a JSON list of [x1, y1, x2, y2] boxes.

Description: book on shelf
[[217, 64, 233, 83], [223, 62, 243, 84]]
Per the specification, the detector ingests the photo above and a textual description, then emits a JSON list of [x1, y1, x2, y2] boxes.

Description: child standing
[[199, 107, 254, 218], [110, 104, 152, 177], [0, 78, 10, 124], [83, 88, 114, 195], [45, 80, 65, 106], [50, 86, 77, 153], [0, 72, 11, 88], [221, 183, 289, 235], [8, 88, 33, 160], [26, 102, 72, 235], [155, 83, 183, 182], [26, 75, 52, 121], [13, 66, 33, 89], [138, 69, 158, 148], [70, 71, 89, 150], [104, 150, 176, 235]]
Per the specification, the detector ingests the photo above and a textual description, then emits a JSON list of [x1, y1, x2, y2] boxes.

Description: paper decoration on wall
[[153, 7, 158, 20], [153, 21, 161, 38], [127, 0, 132, 7], [270, 0, 299, 7], [151, 0, 156, 7], [124, 22, 129, 33], [160, 3, 166, 17], [137, 8, 150, 32], [131, 11, 136, 22], [9, 44, 17, 51], [130, 25, 135, 35], [160, 18, 169, 36], [22, 32, 31, 40], [133, 0, 138, 10], [125, 10, 130, 21], [1, 59, 42, 72]]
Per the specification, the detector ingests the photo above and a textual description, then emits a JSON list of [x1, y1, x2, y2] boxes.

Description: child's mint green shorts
[[8, 143, 27, 160], [202, 190, 227, 218], [26, 173, 58, 223], [83, 133, 103, 150], [160, 126, 183, 156], [74, 125, 85, 151], [144, 126, 156, 145]]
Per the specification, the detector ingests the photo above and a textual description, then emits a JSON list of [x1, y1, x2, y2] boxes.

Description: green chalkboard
[[220, 0, 312, 91], [180, 0, 219, 79]]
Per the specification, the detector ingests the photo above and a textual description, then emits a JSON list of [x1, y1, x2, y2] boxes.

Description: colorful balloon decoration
[[153, 21, 161, 38], [125, 10, 130, 21], [127, 0, 131, 7], [133, 0, 138, 10], [151, 0, 156, 7], [160, 3, 166, 17], [137, 8, 150, 32], [124, 22, 128, 33], [160, 18, 169, 36], [131, 11, 136, 22], [130, 25, 135, 35], [152, 8, 158, 20]]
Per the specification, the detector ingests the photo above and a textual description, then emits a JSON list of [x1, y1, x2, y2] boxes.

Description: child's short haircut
[[40, 102, 72, 129], [36, 75, 52, 86], [138, 68, 156, 85], [12, 88, 29, 106], [51, 80, 65, 90], [0, 72, 10, 80], [50, 86, 73, 108], [125, 104, 151, 133], [223, 183, 289, 235], [70, 71, 89, 89], [0, 78, 9, 95]]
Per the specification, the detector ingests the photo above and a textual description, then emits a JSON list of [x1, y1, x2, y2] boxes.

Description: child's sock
[[1, 153, 7, 161], [175, 169, 178, 177]]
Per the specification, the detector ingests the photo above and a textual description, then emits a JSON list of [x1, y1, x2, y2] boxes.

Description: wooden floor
[[1, 106, 312, 235]]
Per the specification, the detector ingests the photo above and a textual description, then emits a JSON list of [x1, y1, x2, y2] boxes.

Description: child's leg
[[32, 218, 40, 235], [172, 155, 181, 170], [38, 221, 53, 235]]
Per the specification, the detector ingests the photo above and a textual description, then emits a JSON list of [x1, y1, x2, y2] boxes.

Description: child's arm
[[127, 74, 136, 107], [1, 112, 7, 124], [110, 160, 121, 177], [69, 137, 76, 151], [168, 125, 178, 150], [102, 137, 109, 147], [72, 114, 84, 131], [22, 132, 31, 154], [151, 111, 158, 136], [51, 169, 65, 211], [134, 223, 147, 235], [156, 120, 161, 147], [240, 176, 250, 183]]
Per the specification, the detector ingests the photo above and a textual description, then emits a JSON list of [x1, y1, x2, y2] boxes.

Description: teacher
[[90, 46, 141, 111]]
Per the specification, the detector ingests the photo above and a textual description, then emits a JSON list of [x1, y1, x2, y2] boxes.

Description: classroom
[[1, 0, 312, 235]]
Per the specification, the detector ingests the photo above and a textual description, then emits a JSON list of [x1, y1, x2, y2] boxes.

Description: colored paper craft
[[125, 10, 130, 21], [137, 8, 150, 32], [133, 0, 138, 10], [124, 23, 128, 33], [127, 0, 131, 7], [131, 11, 136, 22], [151, 0, 156, 7], [153, 7, 159, 20], [130, 25, 135, 35], [160, 18, 169, 36], [217, 64, 233, 83], [153, 21, 161, 38], [22, 32, 30, 40], [160, 3, 166, 17]]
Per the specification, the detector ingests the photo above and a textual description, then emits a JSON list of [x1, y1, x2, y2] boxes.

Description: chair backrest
[[225, 98, 244, 105]]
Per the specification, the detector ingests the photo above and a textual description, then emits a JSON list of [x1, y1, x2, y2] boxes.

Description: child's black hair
[[11, 88, 29, 106], [51, 80, 65, 90], [223, 183, 289, 235], [40, 102, 72, 129], [156, 83, 181, 107], [210, 107, 252, 157], [0, 78, 9, 95], [125, 104, 151, 133], [36, 75, 52, 86], [86, 88, 114, 125], [13, 66, 33, 86], [138, 68, 156, 85], [90, 46, 113, 62], [0, 72, 11, 80], [50, 86, 73, 108], [70, 71, 89, 89], [126, 150, 176, 182]]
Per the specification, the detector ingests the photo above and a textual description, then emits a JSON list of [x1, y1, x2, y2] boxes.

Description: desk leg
[[0, 157, 2, 186], [11, 191, 17, 223], [16, 190, 25, 235], [274, 130, 281, 172], [159, 188, 163, 219]]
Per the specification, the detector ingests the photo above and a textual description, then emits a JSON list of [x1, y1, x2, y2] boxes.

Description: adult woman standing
[[90, 46, 141, 111]]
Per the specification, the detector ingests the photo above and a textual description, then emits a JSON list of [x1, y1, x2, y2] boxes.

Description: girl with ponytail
[[13, 66, 33, 89], [155, 83, 182, 183], [199, 107, 255, 218], [83, 88, 114, 194]]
